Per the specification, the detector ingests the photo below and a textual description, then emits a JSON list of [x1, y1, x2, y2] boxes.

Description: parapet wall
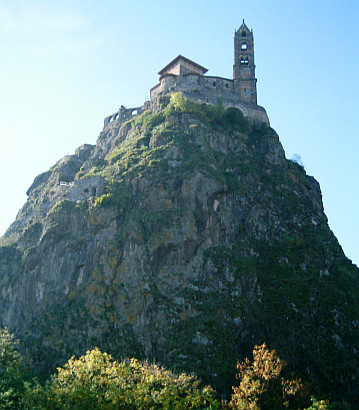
[[150, 73, 269, 125], [150, 73, 235, 102], [103, 103, 150, 130]]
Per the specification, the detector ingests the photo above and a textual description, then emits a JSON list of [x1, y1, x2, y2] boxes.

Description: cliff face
[[0, 97, 358, 402]]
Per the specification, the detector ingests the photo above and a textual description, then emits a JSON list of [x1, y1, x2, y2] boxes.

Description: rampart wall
[[103, 103, 150, 130], [150, 73, 269, 125], [150, 73, 235, 101]]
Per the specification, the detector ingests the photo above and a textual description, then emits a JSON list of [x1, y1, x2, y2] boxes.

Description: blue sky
[[0, 0, 358, 266]]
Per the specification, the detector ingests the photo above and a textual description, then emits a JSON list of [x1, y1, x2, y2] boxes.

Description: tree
[[0, 327, 27, 408], [229, 343, 311, 409], [29, 347, 220, 409]]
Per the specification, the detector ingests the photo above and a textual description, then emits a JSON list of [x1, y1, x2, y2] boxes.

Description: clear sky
[[0, 0, 358, 266]]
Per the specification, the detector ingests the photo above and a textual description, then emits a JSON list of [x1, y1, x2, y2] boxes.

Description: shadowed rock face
[[0, 101, 358, 403]]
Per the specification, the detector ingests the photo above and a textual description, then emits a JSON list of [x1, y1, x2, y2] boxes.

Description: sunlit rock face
[[0, 101, 358, 403]]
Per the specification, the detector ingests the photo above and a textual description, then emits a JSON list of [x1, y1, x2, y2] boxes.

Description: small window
[[241, 43, 248, 50], [241, 31, 246, 37], [213, 82, 216, 87], [225, 83, 229, 88], [132, 109, 138, 116], [240, 57, 249, 65]]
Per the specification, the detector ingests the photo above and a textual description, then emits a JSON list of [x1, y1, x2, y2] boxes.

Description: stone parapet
[[150, 73, 235, 101], [103, 102, 150, 130]]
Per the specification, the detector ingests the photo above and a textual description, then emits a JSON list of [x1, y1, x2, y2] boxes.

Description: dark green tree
[[0, 327, 28, 408]]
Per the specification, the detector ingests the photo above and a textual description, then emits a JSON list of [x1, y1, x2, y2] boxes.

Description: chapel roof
[[158, 55, 208, 76]]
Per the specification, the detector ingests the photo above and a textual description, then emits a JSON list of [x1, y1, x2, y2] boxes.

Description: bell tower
[[234, 20, 257, 105]]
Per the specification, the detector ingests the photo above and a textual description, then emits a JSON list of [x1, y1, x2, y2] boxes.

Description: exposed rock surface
[[0, 98, 358, 403]]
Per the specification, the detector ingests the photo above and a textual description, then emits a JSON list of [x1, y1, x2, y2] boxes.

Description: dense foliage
[[0, 328, 351, 409], [26, 348, 219, 409], [0, 328, 30, 408]]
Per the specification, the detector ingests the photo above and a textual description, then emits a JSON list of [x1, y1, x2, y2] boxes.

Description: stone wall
[[150, 73, 235, 101], [150, 73, 269, 125], [103, 103, 150, 130]]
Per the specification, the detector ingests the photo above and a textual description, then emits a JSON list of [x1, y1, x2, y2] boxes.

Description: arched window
[[241, 43, 248, 50], [240, 56, 249, 65], [213, 82, 216, 87], [241, 31, 246, 37]]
